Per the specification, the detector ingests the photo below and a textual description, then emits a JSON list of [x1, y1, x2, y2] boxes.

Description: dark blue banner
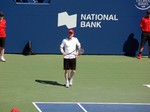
[[0, 0, 148, 54]]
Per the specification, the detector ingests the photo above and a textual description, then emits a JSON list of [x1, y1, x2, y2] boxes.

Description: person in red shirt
[[0, 11, 6, 62], [137, 10, 150, 59]]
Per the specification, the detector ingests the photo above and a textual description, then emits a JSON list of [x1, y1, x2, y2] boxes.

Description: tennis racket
[[77, 48, 84, 55]]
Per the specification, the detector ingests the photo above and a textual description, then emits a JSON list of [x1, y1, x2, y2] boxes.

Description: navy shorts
[[64, 58, 76, 70], [0, 38, 6, 48]]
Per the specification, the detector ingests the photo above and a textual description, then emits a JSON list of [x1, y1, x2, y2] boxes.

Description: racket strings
[[78, 48, 84, 54]]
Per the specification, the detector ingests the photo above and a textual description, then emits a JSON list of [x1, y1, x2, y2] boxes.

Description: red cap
[[68, 29, 74, 34], [11, 108, 20, 112]]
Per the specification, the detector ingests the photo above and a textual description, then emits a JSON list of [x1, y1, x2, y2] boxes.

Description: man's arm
[[76, 38, 81, 50], [140, 18, 144, 30], [60, 47, 65, 55], [76, 38, 81, 56], [60, 40, 66, 56]]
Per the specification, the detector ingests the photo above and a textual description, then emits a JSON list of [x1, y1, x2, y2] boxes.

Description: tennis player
[[0, 11, 6, 62], [60, 29, 81, 88], [137, 10, 150, 59]]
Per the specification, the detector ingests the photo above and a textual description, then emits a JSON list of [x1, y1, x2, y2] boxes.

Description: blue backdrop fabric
[[0, 0, 148, 54]]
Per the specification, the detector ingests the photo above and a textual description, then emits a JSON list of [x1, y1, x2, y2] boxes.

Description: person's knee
[[71, 70, 76, 73], [65, 70, 69, 74]]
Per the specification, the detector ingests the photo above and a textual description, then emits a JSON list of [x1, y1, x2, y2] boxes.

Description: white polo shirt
[[60, 37, 81, 59]]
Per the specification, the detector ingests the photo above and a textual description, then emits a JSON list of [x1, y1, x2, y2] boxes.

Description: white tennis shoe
[[69, 78, 73, 86], [66, 81, 70, 88], [0, 56, 6, 62]]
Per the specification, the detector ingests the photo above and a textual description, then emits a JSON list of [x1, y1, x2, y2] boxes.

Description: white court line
[[32, 102, 42, 112], [33, 102, 150, 105], [143, 84, 150, 88], [77, 103, 88, 112]]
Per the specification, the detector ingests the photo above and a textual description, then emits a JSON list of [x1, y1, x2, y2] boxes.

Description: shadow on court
[[35, 80, 65, 87]]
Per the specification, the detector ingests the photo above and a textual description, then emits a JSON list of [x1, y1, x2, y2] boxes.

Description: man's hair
[[0, 11, 4, 17]]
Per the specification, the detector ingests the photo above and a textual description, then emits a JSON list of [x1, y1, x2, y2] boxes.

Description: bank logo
[[58, 12, 77, 29], [135, 0, 150, 10], [58, 12, 118, 29]]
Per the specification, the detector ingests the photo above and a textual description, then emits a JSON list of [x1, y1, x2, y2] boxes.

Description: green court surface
[[0, 54, 150, 112]]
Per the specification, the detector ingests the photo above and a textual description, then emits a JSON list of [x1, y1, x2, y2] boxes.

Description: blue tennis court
[[33, 102, 150, 112]]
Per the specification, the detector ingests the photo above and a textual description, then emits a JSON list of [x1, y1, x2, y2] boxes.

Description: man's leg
[[148, 46, 150, 58], [64, 70, 70, 88], [137, 46, 144, 59], [63, 59, 70, 88], [69, 70, 76, 86], [69, 58, 76, 86], [70, 70, 75, 78], [148, 39, 150, 58], [137, 32, 147, 59], [0, 47, 5, 62]]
